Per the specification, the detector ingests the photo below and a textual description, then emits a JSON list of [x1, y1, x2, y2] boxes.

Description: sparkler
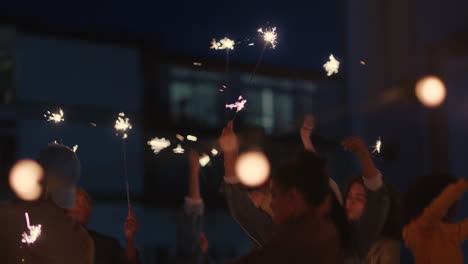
[[114, 112, 132, 139], [44, 108, 64, 123], [173, 144, 185, 154], [147, 137, 171, 154], [21, 212, 42, 244], [372, 137, 382, 154], [199, 154, 211, 167], [72, 145, 78, 153], [210, 37, 235, 50], [258, 27, 278, 49], [323, 54, 340, 76], [114, 112, 132, 208], [186, 135, 198, 142], [226, 96, 247, 113]]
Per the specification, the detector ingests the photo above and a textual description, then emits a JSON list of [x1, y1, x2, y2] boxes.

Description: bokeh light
[[415, 76, 446, 108], [9, 159, 44, 201], [235, 151, 270, 187]]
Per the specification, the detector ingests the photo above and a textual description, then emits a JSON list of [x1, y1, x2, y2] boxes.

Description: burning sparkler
[[323, 54, 340, 76], [44, 108, 64, 123], [226, 96, 247, 113], [173, 144, 185, 154], [114, 112, 132, 139], [72, 145, 78, 152], [199, 154, 211, 167], [258, 27, 278, 48], [210, 37, 235, 50], [21, 212, 42, 244], [372, 137, 382, 154], [147, 137, 171, 154]]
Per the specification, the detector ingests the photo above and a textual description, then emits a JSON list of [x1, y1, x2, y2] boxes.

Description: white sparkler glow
[[199, 154, 211, 167], [210, 37, 235, 50], [372, 137, 382, 154], [72, 145, 78, 152], [173, 144, 185, 154], [21, 212, 42, 244], [258, 27, 278, 48], [226, 96, 247, 112], [44, 108, 64, 123], [147, 137, 171, 154], [323, 54, 340, 76], [187, 135, 198, 142], [248, 43, 255, 46], [211, 148, 219, 156], [114, 112, 132, 139]]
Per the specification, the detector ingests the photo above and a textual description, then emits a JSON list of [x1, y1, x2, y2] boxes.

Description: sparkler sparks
[[72, 145, 78, 152], [210, 37, 235, 50], [147, 137, 171, 154], [323, 54, 340, 76], [372, 137, 382, 154], [258, 27, 278, 48], [173, 144, 185, 154], [21, 212, 42, 244], [226, 96, 247, 112], [186, 135, 198, 142], [44, 108, 64, 123], [199, 154, 211, 167], [114, 112, 132, 139]]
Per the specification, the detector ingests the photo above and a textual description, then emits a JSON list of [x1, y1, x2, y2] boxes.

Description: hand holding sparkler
[[342, 136, 379, 180], [219, 121, 239, 181], [124, 207, 139, 262], [301, 115, 317, 153]]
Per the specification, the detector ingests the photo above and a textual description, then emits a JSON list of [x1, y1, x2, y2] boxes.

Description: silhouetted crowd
[[1, 115, 467, 264]]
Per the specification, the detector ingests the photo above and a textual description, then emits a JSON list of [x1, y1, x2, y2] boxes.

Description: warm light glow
[[9, 160, 44, 201], [187, 135, 198, 142], [176, 134, 185, 141], [199, 154, 211, 167], [211, 148, 219, 156], [415, 76, 446, 108], [173, 144, 185, 154], [235, 151, 270, 187]]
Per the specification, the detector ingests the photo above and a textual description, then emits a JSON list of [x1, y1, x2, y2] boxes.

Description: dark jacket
[[89, 230, 141, 264], [228, 210, 343, 264]]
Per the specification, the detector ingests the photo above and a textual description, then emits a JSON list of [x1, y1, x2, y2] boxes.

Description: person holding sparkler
[[341, 136, 401, 264], [403, 174, 468, 264], [0, 144, 94, 264], [173, 150, 213, 264], [67, 188, 141, 264], [228, 151, 343, 264]]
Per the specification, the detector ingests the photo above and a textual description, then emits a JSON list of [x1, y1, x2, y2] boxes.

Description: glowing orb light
[[9, 160, 44, 201], [235, 151, 270, 187]]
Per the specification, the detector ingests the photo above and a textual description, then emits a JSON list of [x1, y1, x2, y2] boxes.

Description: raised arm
[[124, 208, 141, 264], [419, 179, 468, 226], [220, 121, 275, 247], [175, 150, 205, 261], [300, 115, 317, 154]]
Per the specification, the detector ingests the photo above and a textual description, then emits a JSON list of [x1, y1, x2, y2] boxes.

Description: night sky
[[2, 0, 341, 70]]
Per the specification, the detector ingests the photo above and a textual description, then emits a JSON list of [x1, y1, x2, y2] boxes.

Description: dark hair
[[330, 193, 352, 248], [344, 176, 403, 240], [271, 151, 330, 207], [404, 173, 458, 225]]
